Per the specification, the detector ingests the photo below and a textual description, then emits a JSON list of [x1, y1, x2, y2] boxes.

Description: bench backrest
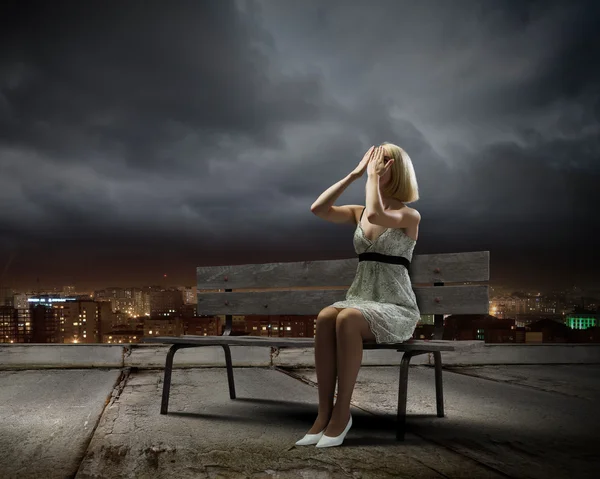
[[196, 251, 489, 316]]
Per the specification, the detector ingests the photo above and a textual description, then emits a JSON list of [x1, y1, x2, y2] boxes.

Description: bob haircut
[[367, 141, 419, 204]]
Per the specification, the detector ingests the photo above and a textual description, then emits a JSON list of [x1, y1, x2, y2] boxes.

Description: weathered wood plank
[[197, 251, 489, 290], [196, 284, 489, 315], [141, 335, 456, 351]]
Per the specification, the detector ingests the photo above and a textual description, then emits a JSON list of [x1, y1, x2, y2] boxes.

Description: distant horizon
[[8, 281, 600, 297]]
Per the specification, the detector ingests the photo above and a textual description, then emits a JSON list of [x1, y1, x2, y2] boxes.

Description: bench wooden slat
[[197, 251, 489, 290], [196, 284, 489, 315], [141, 335, 456, 351]]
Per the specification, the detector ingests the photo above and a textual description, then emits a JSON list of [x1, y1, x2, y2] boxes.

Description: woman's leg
[[324, 307, 377, 437], [307, 306, 343, 434]]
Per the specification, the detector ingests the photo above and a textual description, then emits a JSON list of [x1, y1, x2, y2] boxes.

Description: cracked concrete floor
[[75, 367, 507, 479], [1, 365, 598, 478]]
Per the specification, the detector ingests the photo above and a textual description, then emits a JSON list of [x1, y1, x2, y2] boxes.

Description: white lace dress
[[329, 207, 421, 344]]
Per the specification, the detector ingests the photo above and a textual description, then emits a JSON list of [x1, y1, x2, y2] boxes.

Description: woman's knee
[[316, 307, 340, 328]]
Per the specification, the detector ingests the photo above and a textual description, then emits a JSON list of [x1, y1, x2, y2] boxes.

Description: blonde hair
[[372, 142, 419, 204]]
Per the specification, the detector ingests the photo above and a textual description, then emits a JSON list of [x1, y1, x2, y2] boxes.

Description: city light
[[28, 298, 73, 303]]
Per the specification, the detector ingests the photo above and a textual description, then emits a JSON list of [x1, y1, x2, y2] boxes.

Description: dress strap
[[360, 206, 366, 221]]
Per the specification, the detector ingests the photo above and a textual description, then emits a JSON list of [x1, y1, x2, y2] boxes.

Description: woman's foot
[[323, 410, 352, 437], [307, 411, 332, 434]]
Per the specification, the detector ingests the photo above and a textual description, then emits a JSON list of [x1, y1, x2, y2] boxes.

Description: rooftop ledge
[[0, 343, 598, 478], [1, 341, 600, 370]]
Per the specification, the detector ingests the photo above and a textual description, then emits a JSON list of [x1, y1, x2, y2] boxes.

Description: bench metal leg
[[433, 351, 444, 417], [221, 345, 236, 399], [397, 350, 417, 441], [160, 344, 180, 414], [396, 349, 445, 440], [160, 343, 237, 415]]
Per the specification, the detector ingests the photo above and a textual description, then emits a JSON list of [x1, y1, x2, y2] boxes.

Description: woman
[[298, 143, 421, 448]]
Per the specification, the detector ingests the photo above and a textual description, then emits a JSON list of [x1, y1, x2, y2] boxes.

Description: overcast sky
[[1, 0, 598, 293]]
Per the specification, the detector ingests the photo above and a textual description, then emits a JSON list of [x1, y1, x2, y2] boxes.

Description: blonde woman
[[298, 143, 421, 448]]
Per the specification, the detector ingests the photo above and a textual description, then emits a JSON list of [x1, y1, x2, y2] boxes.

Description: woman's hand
[[367, 146, 394, 177], [350, 145, 376, 179]]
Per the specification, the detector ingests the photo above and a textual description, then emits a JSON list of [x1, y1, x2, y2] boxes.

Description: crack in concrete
[[273, 366, 318, 388], [73, 367, 132, 478], [122, 345, 132, 364], [269, 346, 280, 367], [107, 403, 120, 435], [108, 368, 131, 407]]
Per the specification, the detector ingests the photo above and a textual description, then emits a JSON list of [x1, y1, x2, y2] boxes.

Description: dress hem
[[329, 300, 417, 345]]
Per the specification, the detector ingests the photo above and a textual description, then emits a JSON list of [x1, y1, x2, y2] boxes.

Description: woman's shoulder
[[401, 205, 421, 226], [404, 204, 420, 217]]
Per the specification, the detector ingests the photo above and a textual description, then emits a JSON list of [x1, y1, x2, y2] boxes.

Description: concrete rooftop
[[0, 342, 599, 479]]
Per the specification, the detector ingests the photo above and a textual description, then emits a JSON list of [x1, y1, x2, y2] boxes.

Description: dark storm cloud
[[0, 0, 598, 290], [0, 0, 338, 245], [0, 0, 326, 165]]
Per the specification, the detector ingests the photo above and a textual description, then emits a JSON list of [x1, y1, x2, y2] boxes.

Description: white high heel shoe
[[315, 414, 352, 448], [295, 427, 326, 446]]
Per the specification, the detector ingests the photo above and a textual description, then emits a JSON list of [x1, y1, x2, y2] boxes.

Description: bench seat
[[143, 335, 456, 351]]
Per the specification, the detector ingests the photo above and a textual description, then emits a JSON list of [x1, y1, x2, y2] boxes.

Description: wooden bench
[[142, 250, 489, 440]]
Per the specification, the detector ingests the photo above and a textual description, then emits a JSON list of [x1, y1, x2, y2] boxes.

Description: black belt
[[358, 252, 410, 269]]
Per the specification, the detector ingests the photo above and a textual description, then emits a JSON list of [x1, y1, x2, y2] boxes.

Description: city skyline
[[7, 282, 600, 303], [1, 1, 599, 292]]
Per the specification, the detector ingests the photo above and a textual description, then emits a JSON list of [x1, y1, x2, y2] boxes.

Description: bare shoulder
[[405, 206, 421, 222], [398, 205, 420, 229], [363, 202, 420, 230]]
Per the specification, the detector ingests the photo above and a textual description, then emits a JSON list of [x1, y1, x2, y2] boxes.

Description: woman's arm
[[365, 175, 385, 219], [310, 173, 359, 214]]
